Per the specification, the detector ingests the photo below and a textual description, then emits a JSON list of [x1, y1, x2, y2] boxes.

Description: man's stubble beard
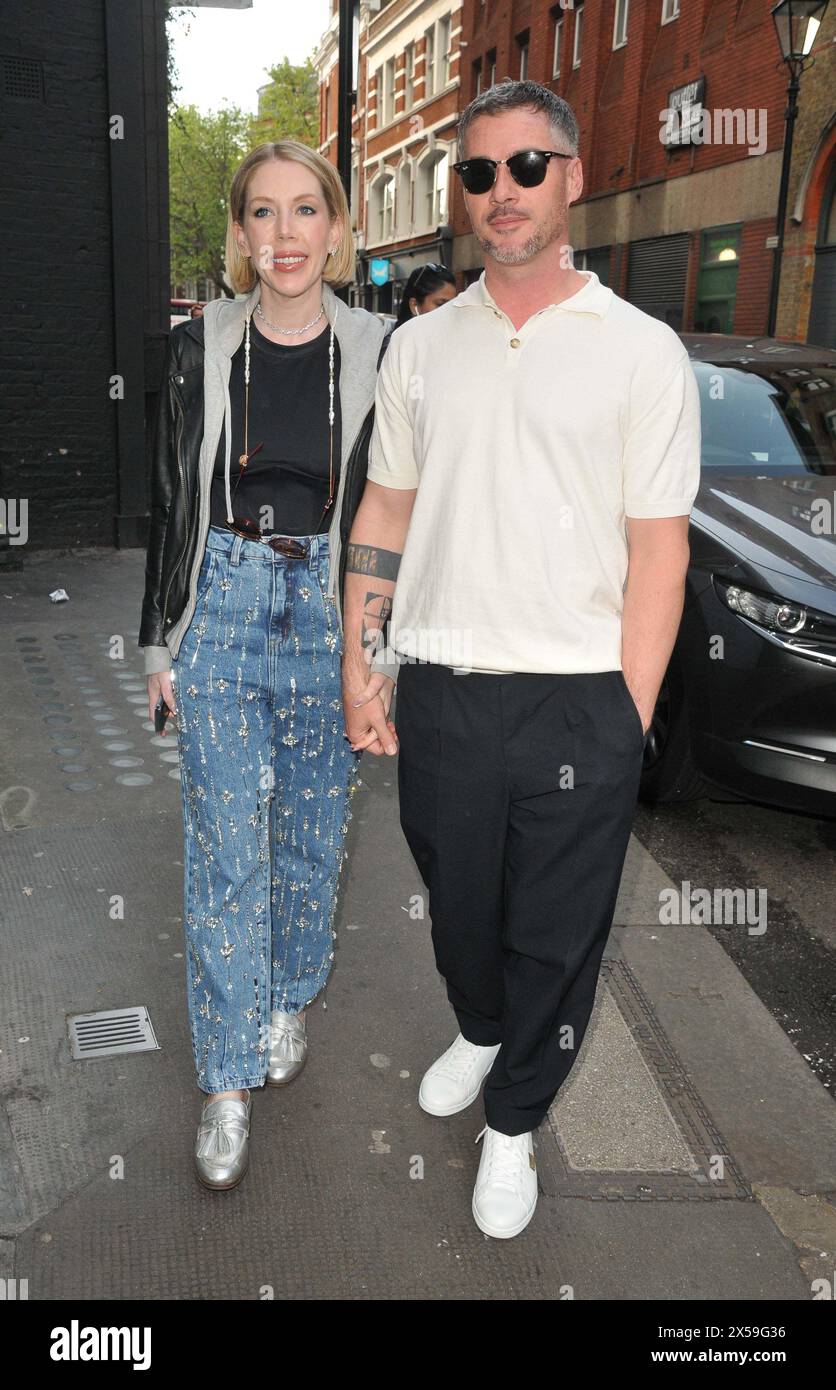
[[475, 202, 567, 267]]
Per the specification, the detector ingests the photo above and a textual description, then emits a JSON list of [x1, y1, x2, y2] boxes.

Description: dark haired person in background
[[394, 262, 457, 328]]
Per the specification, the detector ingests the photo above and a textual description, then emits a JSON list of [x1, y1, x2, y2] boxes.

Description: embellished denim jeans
[[171, 524, 362, 1093]]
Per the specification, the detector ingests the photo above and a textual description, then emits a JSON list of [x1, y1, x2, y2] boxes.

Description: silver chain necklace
[[255, 298, 325, 336]]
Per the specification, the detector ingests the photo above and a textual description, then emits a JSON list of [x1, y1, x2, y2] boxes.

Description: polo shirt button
[[509, 337, 521, 348]]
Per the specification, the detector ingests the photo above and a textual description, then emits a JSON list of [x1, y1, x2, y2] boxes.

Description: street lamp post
[[767, 0, 829, 337], [336, 0, 361, 303], [337, 0, 359, 200]]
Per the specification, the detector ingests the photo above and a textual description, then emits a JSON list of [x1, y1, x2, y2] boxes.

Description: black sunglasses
[[414, 261, 445, 290], [228, 443, 332, 560], [452, 148, 574, 195]]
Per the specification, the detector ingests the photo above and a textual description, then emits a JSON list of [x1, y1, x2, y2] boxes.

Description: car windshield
[[692, 361, 836, 477]]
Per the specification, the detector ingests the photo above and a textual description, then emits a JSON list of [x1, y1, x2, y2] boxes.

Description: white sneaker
[[418, 1034, 501, 1116], [472, 1125, 538, 1239]]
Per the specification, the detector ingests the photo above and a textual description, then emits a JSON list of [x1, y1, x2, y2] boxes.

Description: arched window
[[417, 147, 449, 231], [368, 169, 396, 245]]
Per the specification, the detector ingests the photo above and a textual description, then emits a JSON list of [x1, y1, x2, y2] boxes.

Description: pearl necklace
[[255, 299, 325, 336]]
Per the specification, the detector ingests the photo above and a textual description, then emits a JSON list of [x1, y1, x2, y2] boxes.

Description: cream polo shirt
[[365, 269, 702, 676]]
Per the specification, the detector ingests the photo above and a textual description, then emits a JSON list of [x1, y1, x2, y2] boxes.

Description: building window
[[439, 14, 451, 87], [573, 5, 584, 68], [404, 43, 415, 112], [574, 246, 610, 285], [420, 151, 448, 229], [694, 226, 741, 334], [372, 66, 381, 130], [488, 49, 496, 87], [553, 18, 563, 78], [369, 172, 396, 244], [662, 0, 679, 21], [518, 32, 529, 80], [613, 0, 629, 48], [351, 160, 359, 229], [382, 176, 395, 241], [424, 26, 435, 97], [383, 57, 395, 126], [473, 57, 482, 95]]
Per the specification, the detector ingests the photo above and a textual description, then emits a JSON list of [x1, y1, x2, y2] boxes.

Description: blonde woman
[[140, 141, 396, 1189]]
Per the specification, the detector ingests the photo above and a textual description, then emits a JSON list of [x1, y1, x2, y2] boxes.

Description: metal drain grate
[[68, 1006, 159, 1060]]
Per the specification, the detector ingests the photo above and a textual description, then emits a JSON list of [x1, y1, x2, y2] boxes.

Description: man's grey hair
[[456, 79, 580, 163]]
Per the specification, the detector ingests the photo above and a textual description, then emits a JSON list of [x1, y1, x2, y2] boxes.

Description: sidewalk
[[1, 545, 834, 1300]]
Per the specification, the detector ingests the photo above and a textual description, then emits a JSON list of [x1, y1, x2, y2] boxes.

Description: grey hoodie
[[142, 279, 394, 679]]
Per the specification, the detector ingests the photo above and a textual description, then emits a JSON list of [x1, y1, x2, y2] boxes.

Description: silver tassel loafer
[[266, 1009, 307, 1085], [194, 1090, 252, 1190]]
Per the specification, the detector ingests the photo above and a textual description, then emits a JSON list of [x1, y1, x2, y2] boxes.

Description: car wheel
[[638, 658, 708, 804]]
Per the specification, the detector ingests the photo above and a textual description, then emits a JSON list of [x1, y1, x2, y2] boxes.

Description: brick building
[[771, 2, 835, 345], [317, 0, 464, 313], [315, 0, 835, 344]]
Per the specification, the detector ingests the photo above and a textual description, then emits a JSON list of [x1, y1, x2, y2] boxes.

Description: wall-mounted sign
[[370, 258, 391, 286], [661, 77, 706, 147]]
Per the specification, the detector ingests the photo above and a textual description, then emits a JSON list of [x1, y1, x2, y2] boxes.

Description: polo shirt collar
[[453, 268, 612, 318]]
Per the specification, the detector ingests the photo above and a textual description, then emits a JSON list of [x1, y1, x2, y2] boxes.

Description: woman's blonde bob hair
[[224, 140, 356, 294]]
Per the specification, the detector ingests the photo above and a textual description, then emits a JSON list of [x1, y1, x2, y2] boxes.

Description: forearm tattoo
[[361, 591, 393, 658], [345, 543, 401, 582], [345, 547, 401, 661]]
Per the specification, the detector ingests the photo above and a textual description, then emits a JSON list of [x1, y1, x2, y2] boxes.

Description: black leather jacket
[[139, 314, 393, 654]]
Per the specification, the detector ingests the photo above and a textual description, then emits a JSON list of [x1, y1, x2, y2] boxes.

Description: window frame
[[438, 14, 452, 88], [404, 43, 415, 113], [417, 147, 450, 232], [553, 17, 563, 78], [517, 31, 529, 80], [424, 25, 436, 98], [381, 174, 395, 242], [573, 4, 584, 69], [383, 56, 395, 127], [613, 0, 629, 50]]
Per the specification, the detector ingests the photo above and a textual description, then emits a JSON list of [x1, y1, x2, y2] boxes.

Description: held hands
[[342, 668, 398, 756]]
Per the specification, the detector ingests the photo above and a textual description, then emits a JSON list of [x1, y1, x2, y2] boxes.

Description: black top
[[209, 318, 342, 536]]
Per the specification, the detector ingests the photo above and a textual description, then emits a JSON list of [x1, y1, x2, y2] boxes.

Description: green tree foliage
[[253, 55, 319, 147], [169, 104, 251, 298]]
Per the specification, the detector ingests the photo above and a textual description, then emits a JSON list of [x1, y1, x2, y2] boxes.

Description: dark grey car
[[640, 334, 836, 817]]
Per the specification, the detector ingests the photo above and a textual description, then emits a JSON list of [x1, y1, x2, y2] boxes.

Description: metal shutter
[[626, 234, 691, 329], [807, 246, 836, 349]]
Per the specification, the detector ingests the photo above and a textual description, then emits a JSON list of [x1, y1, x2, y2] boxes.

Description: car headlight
[[718, 583, 806, 632], [713, 577, 836, 659]]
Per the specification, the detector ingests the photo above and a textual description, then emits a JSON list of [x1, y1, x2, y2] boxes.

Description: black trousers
[[395, 659, 645, 1137]]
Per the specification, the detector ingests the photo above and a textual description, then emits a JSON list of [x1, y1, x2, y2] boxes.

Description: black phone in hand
[[154, 695, 171, 735]]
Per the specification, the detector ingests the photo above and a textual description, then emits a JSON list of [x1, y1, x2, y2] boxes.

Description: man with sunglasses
[[341, 81, 701, 1240]]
